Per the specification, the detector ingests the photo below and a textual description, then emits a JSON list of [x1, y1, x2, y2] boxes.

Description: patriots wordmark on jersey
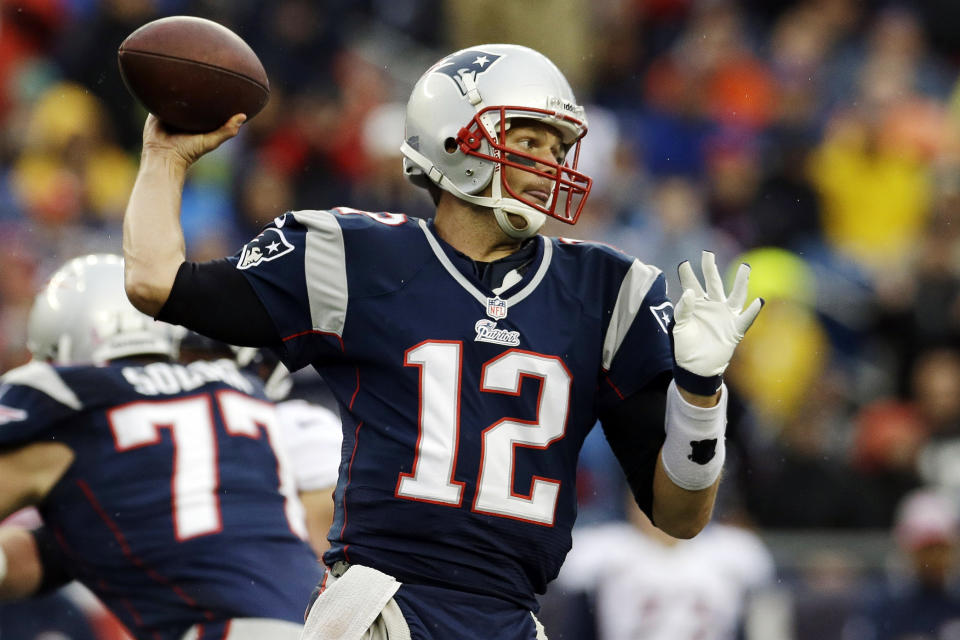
[[233, 207, 675, 608], [0, 358, 322, 640]]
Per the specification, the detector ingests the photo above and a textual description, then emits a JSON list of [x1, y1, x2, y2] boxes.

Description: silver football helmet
[[27, 254, 176, 365], [401, 44, 592, 239]]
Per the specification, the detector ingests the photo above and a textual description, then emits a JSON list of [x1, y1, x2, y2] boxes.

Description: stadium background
[[4, 0, 960, 637]]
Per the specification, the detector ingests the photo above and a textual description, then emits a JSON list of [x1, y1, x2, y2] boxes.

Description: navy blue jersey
[[233, 208, 673, 608], [0, 358, 322, 639]]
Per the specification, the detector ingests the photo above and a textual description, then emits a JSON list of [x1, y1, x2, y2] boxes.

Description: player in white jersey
[[556, 496, 775, 640], [275, 390, 342, 556]]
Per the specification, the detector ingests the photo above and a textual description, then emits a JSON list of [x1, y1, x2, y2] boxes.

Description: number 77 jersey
[[0, 358, 322, 638], [234, 208, 675, 608]]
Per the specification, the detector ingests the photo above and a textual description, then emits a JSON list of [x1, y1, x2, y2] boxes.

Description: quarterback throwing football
[[123, 43, 762, 640]]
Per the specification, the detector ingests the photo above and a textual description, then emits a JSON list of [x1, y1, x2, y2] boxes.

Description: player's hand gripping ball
[[118, 16, 269, 133]]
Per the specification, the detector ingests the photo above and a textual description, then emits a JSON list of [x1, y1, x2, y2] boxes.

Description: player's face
[[499, 119, 568, 208]]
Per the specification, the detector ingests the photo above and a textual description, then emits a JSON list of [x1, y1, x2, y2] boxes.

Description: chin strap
[[399, 142, 546, 239]]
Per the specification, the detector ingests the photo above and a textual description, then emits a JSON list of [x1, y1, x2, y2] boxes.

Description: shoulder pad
[[1, 361, 82, 410]]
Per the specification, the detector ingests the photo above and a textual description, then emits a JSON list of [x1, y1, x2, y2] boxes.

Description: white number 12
[[397, 341, 570, 526]]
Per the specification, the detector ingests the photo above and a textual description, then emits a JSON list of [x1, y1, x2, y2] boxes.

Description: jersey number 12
[[397, 341, 570, 526]]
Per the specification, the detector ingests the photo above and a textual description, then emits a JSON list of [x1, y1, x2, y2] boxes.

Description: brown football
[[118, 16, 269, 133]]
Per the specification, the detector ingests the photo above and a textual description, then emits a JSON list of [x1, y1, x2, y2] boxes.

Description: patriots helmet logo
[[237, 228, 295, 270], [433, 49, 503, 96]]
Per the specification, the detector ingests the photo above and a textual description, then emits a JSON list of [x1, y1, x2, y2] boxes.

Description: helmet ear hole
[[443, 137, 458, 153]]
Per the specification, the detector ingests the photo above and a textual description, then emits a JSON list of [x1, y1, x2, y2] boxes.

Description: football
[[118, 16, 270, 133]]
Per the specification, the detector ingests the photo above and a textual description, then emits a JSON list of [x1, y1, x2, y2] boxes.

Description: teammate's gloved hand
[[670, 251, 763, 395]]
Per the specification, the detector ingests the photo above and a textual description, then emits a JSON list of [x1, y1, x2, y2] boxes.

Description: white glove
[[671, 251, 763, 391]]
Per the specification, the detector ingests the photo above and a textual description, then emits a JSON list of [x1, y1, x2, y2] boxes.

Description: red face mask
[[455, 105, 592, 226]]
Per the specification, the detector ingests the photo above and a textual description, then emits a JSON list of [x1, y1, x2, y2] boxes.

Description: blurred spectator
[[745, 371, 872, 529], [54, 0, 161, 150], [445, 0, 593, 95], [350, 100, 432, 217], [787, 549, 868, 640], [747, 129, 823, 250], [853, 488, 960, 639], [851, 400, 927, 526], [611, 176, 740, 299], [725, 247, 828, 428], [808, 105, 933, 276], [869, 207, 960, 398], [913, 347, 960, 492]]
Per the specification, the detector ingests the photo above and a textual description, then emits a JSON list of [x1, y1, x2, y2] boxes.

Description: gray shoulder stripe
[[602, 260, 662, 370], [1, 361, 82, 410], [291, 210, 349, 338]]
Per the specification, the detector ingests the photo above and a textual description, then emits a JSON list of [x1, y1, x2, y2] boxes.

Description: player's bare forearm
[[0, 527, 43, 600], [123, 150, 188, 316], [300, 486, 335, 557], [123, 113, 245, 317], [676, 386, 721, 407], [0, 443, 74, 521], [651, 456, 718, 539]]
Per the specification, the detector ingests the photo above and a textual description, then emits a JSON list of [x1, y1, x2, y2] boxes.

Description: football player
[[179, 332, 343, 557], [122, 44, 763, 639], [0, 255, 322, 639], [554, 492, 776, 640]]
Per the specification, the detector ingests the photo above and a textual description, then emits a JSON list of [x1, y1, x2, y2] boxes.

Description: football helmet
[[27, 254, 176, 365], [233, 345, 292, 401], [401, 44, 592, 239], [177, 331, 291, 401]]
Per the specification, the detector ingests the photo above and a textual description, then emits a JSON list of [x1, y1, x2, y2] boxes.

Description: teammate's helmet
[[27, 254, 176, 365], [401, 44, 592, 239], [234, 346, 292, 402]]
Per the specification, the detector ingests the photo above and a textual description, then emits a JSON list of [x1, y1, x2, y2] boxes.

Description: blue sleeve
[[597, 272, 674, 414], [229, 212, 343, 372]]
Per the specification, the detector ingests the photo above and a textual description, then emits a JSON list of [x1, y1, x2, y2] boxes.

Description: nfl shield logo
[[486, 296, 508, 320]]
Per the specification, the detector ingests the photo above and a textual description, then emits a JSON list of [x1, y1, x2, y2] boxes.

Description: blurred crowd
[[7, 0, 960, 635]]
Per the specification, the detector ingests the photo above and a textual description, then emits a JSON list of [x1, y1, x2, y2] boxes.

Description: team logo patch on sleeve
[[237, 228, 295, 270], [650, 301, 673, 334]]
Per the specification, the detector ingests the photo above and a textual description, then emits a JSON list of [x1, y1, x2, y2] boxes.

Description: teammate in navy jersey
[[122, 44, 763, 639], [0, 255, 322, 640], [178, 331, 343, 558]]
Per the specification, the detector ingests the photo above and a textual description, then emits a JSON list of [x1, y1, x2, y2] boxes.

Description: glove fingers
[[728, 263, 751, 311], [678, 260, 706, 298], [735, 297, 764, 335], [674, 288, 696, 324], [701, 251, 726, 302]]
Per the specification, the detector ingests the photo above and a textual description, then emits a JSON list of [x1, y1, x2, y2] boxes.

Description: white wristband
[[660, 379, 728, 491]]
